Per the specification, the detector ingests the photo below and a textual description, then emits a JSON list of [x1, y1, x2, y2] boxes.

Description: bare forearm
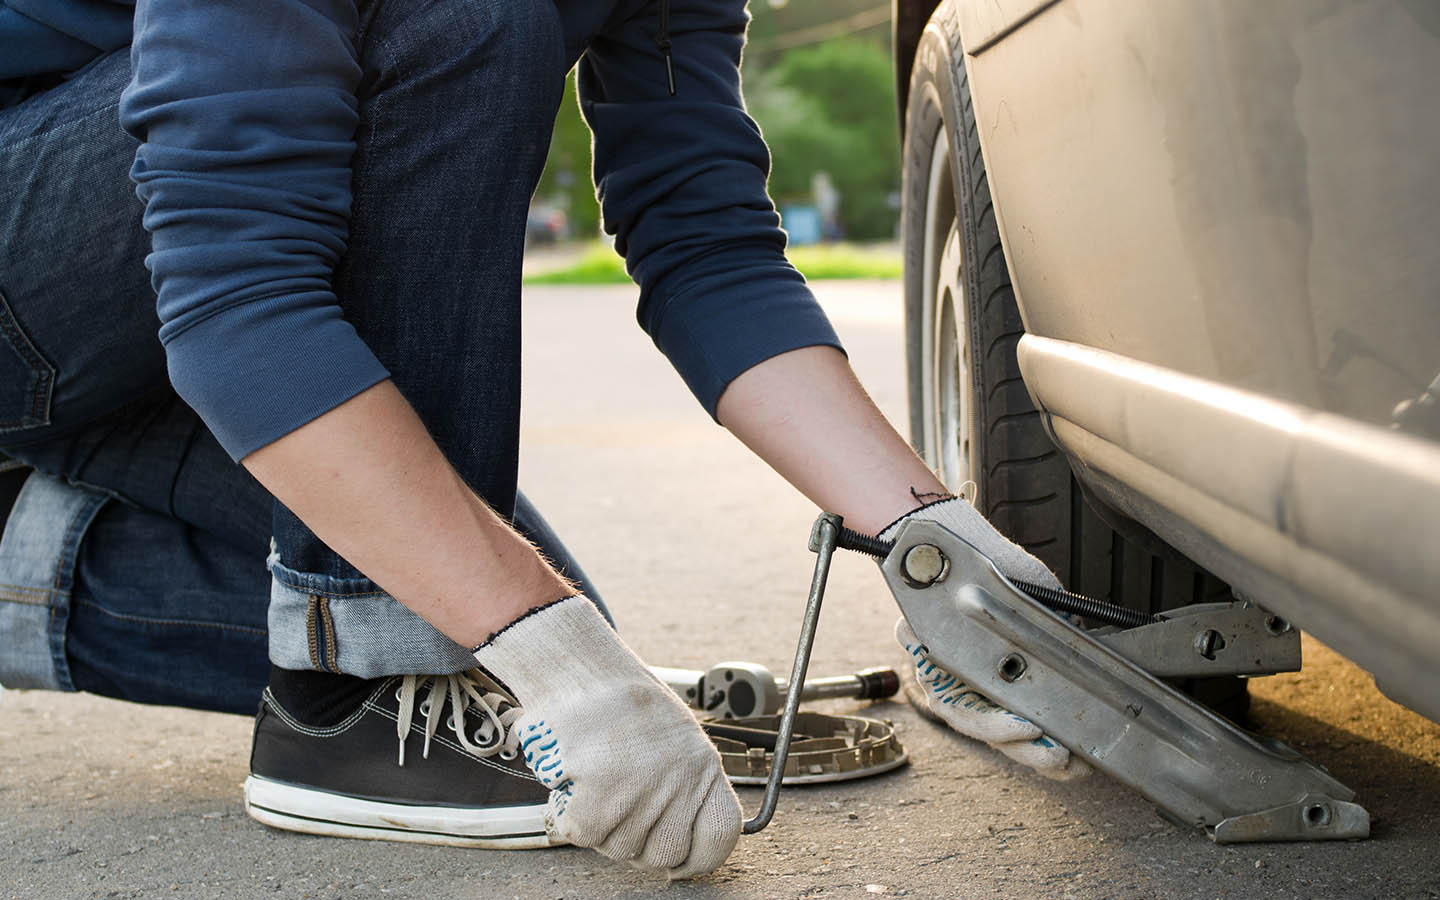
[[242, 381, 570, 647], [715, 346, 947, 535]]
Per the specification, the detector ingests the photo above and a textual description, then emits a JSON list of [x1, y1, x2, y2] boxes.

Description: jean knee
[[360, 0, 566, 115], [483, 0, 567, 102]]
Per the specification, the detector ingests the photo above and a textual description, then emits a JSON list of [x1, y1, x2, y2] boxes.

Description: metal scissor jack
[[743, 513, 1369, 842]]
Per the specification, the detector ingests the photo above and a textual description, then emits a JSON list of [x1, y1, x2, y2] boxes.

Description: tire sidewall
[[900, 5, 988, 483]]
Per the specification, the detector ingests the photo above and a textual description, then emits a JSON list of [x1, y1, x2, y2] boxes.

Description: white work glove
[[882, 498, 1090, 781], [473, 595, 741, 878]]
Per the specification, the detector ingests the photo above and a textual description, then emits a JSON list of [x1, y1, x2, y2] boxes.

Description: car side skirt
[[1018, 334, 1440, 722]]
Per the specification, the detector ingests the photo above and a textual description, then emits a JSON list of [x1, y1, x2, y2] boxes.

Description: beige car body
[[898, 0, 1440, 717]]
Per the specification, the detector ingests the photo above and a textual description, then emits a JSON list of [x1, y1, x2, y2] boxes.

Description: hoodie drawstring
[[654, 0, 676, 96]]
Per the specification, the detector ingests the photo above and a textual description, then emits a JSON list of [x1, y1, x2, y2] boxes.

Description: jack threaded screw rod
[[833, 525, 1157, 630]]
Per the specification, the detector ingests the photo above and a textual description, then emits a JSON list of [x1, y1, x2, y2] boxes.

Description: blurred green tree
[[535, 72, 600, 239], [744, 1, 891, 70], [535, 31, 900, 244], [746, 39, 899, 240]]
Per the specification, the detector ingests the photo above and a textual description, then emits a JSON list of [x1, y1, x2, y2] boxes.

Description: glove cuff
[[879, 497, 1062, 589], [878, 495, 958, 541], [471, 594, 653, 707]]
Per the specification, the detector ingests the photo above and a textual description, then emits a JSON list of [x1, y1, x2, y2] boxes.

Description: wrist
[[434, 494, 575, 647]]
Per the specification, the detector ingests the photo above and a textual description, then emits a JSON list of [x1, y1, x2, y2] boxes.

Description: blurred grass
[[523, 241, 901, 285], [790, 243, 903, 280], [524, 243, 631, 285]]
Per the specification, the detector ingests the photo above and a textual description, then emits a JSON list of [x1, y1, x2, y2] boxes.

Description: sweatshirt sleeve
[[119, 0, 390, 460], [578, 0, 844, 418]]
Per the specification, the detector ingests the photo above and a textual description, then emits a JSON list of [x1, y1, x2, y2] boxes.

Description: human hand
[[472, 596, 741, 878], [880, 495, 1062, 589], [883, 497, 1088, 779], [896, 618, 1090, 779]]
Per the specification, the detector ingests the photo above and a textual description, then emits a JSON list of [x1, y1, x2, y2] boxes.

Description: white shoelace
[[393, 670, 524, 766]]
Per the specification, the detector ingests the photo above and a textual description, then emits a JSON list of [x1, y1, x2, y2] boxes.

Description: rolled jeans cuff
[[266, 548, 475, 677], [0, 473, 108, 690]]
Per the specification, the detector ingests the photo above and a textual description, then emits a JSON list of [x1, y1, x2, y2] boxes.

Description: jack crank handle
[[742, 512, 842, 835]]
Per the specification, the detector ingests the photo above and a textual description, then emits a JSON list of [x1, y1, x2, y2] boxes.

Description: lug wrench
[[651, 663, 899, 720]]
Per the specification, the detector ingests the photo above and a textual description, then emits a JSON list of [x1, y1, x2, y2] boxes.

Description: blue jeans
[[0, 0, 604, 715]]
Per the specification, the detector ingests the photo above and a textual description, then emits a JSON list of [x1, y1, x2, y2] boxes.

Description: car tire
[[899, 0, 1247, 718]]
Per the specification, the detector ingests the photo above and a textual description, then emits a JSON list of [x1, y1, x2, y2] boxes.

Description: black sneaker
[[244, 669, 560, 848]]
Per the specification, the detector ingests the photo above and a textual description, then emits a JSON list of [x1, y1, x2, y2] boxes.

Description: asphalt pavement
[[2, 280, 1438, 899]]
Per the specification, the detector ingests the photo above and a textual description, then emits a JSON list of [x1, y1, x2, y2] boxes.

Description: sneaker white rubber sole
[[243, 775, 562, 849]]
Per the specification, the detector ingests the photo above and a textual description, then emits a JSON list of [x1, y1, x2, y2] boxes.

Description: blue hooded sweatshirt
[[2, 0, 842, 459]]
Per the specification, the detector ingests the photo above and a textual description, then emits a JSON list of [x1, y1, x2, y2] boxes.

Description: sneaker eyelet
[[500, 748, 518, 761], [473, 728, 499, 746], [419, 700, 432, 716]]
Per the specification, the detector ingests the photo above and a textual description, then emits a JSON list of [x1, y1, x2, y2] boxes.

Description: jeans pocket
[[0, 287, 55, 433]]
